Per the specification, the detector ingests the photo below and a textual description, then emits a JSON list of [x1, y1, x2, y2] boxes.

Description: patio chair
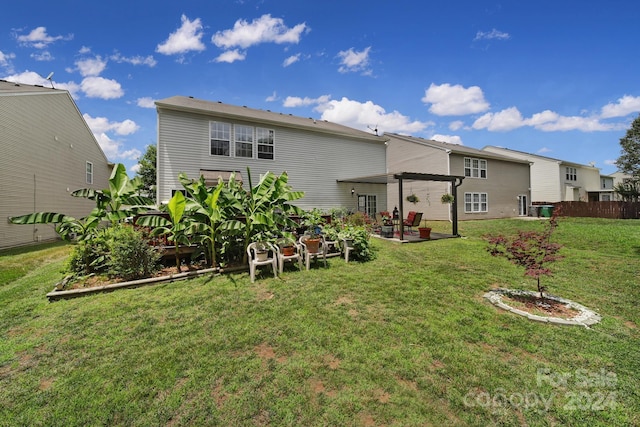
[[275, 237, 303, 274], [403, 211, 423, 234], [299, 234, 327, 270], [246, 242, 278, 283]]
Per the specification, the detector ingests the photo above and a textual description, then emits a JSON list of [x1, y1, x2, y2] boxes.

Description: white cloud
[[449, 120, 465, 131], [80, 76, 123, 99], [110, 52, 157, 67], [30, 51, 53, 61], [537, 147, 552, 154], [156, 15, 206, 56], [214, 49, 246, 63], [474, 28, 510, 41], [472, 107, 524, 131], [283, 54, 300, 67], [265, 91, 278, 102], [431, 134, 463, 145], [212, 14, 307, 49], [600, 95, 640, 118], [15, 26, 73, 48], [83, 113, 139, 135], [422, 83, 490, 116], [94, 132, 141, 162], [337, 46, 372, 74], [604, 159, 617, 166], [136, 97, 156, 108], [76, 56, 107, 77], [283, 94, 331, 108], [2, 70, 81, 97], [316, 97, 432, 135], [0, 50, 16, 71]]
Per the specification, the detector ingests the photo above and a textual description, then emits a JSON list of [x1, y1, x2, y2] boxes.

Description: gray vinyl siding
[[157, 107, 387, 211], [450, 154, 530, 219], [386, 135, 451, 219], [0, 88, 111, 249]]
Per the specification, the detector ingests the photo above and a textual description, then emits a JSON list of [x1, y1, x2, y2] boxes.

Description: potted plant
[[418, 226, 432, 239], [441, 193, 455, 204], [254, 241, 270, 261], [302, 208, 325, 253], [406, 193, 420, 204], [380, 213, 394, 238]]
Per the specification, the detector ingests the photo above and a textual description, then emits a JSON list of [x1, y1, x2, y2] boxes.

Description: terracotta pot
[[418, 227, 432, 239], [282, 246, 295, 256], [305, 238, 321, 253]]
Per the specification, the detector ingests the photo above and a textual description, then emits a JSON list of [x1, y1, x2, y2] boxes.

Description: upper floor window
[[565, 167, 577, 181], [464, 192, 488, 213], [256, 127, 274, 160], [234, 125, 253, 158], [464, 157, 487, 179], [210, 122, 274, 160], [86, 161, 93, 184], [210, 122, 231, 156]]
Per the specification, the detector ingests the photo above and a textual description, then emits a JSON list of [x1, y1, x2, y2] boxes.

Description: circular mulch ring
[[483, 288, 601, 327]]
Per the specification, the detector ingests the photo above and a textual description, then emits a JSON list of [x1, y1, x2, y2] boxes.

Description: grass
[[1, 217, 639, 426]]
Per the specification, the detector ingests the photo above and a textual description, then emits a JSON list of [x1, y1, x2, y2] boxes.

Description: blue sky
[[2, 0, 639, 175]]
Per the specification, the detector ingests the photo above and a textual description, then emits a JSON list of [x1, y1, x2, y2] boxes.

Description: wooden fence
[[544, 201, 640, 219]]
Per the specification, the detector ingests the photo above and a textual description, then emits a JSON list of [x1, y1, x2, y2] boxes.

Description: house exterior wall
[[156, 100, 388, 213], [386, 135, 530, 221], [450, 153, 530, 219], [385, 135, 450, 219], [0, 85, 112, 249]]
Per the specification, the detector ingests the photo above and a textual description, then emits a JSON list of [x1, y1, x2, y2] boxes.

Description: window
[[358, 194, 377, 218], [464, 192, 488, 213], [234, 125, 253, 158], [464, 157, 487, 178], [257, 127, 274, 160], [210, 122, 274, 160], [565, 167, 577, 181], [210, 121, 231, 156], [86, 161, 93, 184]]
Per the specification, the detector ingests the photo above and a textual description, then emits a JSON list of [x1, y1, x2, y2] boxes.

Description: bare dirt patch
[[501, 292, 580, 319]]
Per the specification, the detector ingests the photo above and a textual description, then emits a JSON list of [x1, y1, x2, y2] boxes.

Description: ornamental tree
[[485, 209, 563, 298]]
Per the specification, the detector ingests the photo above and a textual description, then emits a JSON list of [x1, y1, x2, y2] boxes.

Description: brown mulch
[[501, 293, 579, 319]]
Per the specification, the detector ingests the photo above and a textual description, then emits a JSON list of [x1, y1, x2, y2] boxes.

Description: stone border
[[483, 288, 601, 327]]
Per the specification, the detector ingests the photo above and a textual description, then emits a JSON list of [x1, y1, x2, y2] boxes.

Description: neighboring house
[[0, 80, 112, 249], [610, 171, 635, 200], [598, 175, 615, 201], [482, 146, 602, 203], [155, 96, 389, 216], [385, 134, 531, 220]]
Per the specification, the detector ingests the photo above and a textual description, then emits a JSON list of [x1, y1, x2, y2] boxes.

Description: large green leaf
[[9, 212, 74, 225]]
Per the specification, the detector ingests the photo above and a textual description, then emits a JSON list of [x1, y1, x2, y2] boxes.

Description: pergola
[[337, 172, 465, 240]]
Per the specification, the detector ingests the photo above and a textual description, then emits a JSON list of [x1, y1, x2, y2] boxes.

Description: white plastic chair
[[246, 242, 278, 283], [275, 238, 303, 274], [342, 238, 355, 263], [299, 235, 327, 270]]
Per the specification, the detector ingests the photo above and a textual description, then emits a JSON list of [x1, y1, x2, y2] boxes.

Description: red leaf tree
[[485, 208, 563, 298]]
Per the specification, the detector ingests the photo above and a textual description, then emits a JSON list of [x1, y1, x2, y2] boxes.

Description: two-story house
[[385, 134, 531, 220], [155, 96, 389, 216], [0, 80, 112, 249]]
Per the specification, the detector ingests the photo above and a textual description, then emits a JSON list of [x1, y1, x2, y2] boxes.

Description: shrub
[[106, 225, 161, 281], [66, 230, 111, 276]]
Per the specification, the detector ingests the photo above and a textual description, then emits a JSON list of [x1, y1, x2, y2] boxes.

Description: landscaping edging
[[483, 288, 601, 327], [46, 266, 247, 301]]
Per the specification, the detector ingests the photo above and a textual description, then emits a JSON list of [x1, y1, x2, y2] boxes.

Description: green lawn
[[1, 217, 638, 426]]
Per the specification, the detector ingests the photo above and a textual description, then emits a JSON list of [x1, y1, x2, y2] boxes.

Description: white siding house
[[0, 80, 112, 249], [155, 96, 388, 215], [482, 146, 601, 203], [386, 134, 530, 220]]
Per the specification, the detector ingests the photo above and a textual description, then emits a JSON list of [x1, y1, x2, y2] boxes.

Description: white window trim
[[86, 161, 93, 184], [464, 192, 488, 213], [464, 157, 487, 179], [209, 121, 275, 160]]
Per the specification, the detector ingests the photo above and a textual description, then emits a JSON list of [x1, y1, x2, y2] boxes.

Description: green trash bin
[[539, 205, 554, 217]]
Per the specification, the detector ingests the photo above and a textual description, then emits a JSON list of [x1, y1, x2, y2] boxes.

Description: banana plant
[[135, 191, 191, 272], [178, 172, 226, 268], [10, 163, 153, 240], [220, 168, 305, 264]]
